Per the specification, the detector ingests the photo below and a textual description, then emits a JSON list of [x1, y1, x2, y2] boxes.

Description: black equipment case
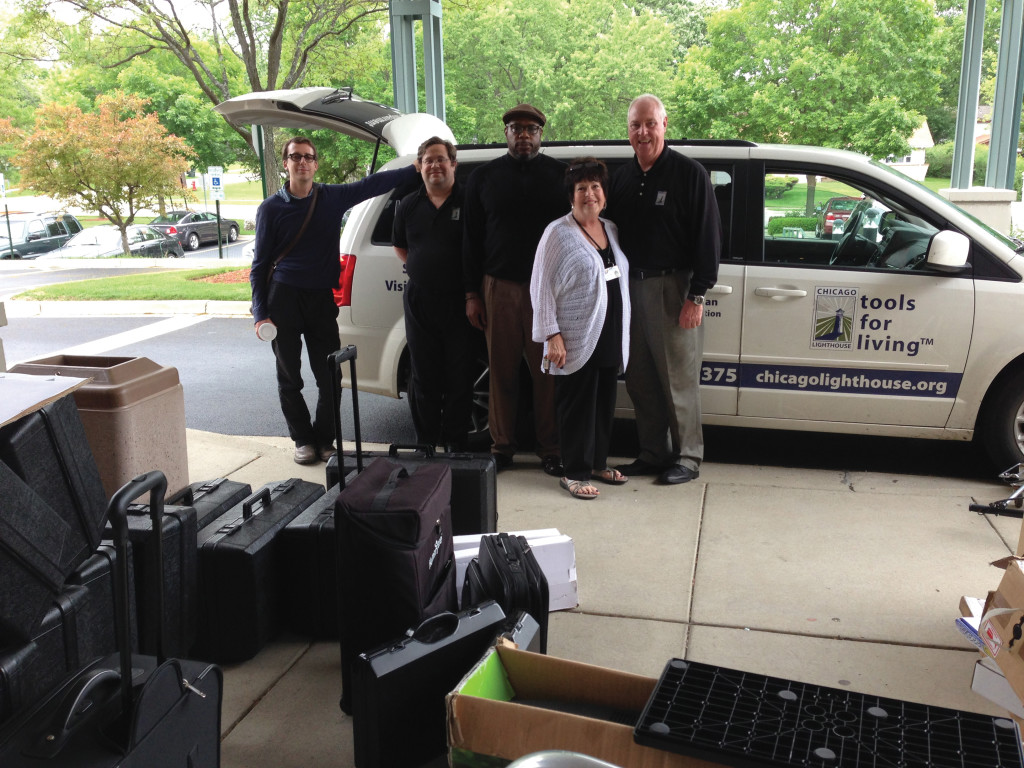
[[463, 533, 549, 653], [0, 460, 76, 643], [168, 478, 252, 532], [0, 471, 223, 768], [351, 600, 507, 768], [102, 501, 198, 659], [336, 458, 458, 714], [194, 478, 325, 663], [279, 486, 341, 640], [0, 396, 109, 577]]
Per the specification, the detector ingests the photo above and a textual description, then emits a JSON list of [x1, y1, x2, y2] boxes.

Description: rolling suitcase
[[325, 345, 365, 490], [194, 478, 325, 663], [102, 501, 198, 658], [279, 485, 341, 639], [351, 601, 507, 768], [336, 458, 458, 714], [168, 478, 252, 531], [0, 471, 223, 768], [0, 460, 75, 643], [463, 533, 549, 653], [0, 396, 108, 576]]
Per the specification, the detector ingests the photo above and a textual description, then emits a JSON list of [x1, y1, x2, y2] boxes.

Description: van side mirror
[[927, 230, 970, 272]]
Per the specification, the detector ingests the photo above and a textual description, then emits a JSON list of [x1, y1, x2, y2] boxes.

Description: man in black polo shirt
[[462, 104, 569, 474], [606, 94, 721, 485], [393, 137, 475, 450]]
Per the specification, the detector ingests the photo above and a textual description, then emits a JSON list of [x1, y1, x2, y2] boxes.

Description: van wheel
[[979, 370, 1024, 470]]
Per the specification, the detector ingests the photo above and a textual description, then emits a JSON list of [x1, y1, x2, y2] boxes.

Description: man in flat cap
[[463, 103, 569, 474]]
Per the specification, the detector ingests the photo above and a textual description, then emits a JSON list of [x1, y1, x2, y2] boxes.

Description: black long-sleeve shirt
[[606, 147, 721, 297], [461, 152, 569, 292]]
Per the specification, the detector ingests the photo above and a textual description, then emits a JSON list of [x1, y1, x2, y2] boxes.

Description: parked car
[[815, 196, 863, 238], [149, 210, 240, 251], [0, 211, 83, 259], [39, 224, 185, 259], [217, 88, 1024, 468]]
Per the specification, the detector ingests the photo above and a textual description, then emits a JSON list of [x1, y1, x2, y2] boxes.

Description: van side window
[[370, 163, 477, 246], [762, 168, 940, 272]]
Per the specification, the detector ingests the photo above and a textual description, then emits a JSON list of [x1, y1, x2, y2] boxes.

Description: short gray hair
[[629, 94, 667, 121]]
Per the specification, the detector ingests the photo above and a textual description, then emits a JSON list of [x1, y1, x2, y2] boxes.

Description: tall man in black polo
[[393, 137, 474, 450], [462, 104, 569, 474], [606, 94, 721, 484]]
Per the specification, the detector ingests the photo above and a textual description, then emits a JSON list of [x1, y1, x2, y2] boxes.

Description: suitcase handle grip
[[105, 471, 168, 713], [241, 487, 273, 519], [26, 669, 121, 759], [389, 443, 436, 457], [407, 612, 460, 644]]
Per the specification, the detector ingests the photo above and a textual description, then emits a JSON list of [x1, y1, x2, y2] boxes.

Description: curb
[[3, 300, 253, 318]]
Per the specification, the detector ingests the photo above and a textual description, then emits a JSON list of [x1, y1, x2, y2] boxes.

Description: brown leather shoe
[[294, 444, 318, 465]]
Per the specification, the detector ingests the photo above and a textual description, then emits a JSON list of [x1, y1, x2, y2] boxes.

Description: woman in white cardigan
[[530, 158, 631, 500]]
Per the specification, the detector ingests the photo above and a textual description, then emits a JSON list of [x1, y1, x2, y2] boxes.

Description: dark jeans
[[404, 281, 476, 448], [267, 281, 341, 448], [555, 357, 618, 481]]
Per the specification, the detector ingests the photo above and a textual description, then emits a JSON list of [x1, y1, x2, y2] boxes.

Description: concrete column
[[390, 0, 446, 121], [939, 186, 1018, 233]]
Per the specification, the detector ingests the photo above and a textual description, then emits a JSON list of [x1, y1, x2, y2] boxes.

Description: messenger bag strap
[[266, 183, 319, 285]]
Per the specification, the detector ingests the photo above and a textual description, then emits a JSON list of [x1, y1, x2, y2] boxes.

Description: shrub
[[766, 216, 816, 235], [765, 176, 799, 200]]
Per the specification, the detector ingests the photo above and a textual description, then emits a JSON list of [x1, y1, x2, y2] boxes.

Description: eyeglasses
[[506, 123, 541, 136], [287, 153, 317, 164]]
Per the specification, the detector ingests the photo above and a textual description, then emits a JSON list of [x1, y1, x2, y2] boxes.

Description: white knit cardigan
[[530, 213, 631, 376]]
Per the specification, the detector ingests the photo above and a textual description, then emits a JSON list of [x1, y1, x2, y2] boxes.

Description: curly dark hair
[[564, 157, 608, 203]]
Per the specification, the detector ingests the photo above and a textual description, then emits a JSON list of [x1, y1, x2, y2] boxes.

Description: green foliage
[[16, 268, 251, 301], [765, 176, 799, 200], [673, 0, 942, 155], [766, 216, 815, 235]]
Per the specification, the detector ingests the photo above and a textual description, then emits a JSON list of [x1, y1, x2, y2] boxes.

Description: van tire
[[979, 370, 1024, 470]]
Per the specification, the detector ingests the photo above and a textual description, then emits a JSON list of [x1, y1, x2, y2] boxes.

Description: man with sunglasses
[[462, 104, 569, 475], [251, 136, 417, 465]]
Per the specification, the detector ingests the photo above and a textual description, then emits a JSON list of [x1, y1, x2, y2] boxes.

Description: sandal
[[591, 468, 628, 485], [559, 477, 600, 500]]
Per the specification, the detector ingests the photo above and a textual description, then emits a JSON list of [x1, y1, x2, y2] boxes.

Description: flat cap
[[502, 103, 546, 127]]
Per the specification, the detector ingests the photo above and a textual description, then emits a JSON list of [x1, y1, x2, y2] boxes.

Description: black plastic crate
[[635, 659, 1024, 768]]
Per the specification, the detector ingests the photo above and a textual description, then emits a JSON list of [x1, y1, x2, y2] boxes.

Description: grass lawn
[[15, 268, 252, 302]]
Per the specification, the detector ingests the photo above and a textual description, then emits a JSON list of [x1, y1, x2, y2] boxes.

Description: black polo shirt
[[393, 180, 465, 295], [461, 152, 569, 291], [606, 146, 721, 297]]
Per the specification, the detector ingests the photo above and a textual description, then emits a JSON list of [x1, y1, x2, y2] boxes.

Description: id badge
[[604, 264, 621, 281]]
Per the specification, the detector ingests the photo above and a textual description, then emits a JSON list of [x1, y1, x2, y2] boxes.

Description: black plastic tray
[[634, 659, 1024, 768]]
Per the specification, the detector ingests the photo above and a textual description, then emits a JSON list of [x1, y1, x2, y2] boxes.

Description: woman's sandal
[[591, 468, 628, 485], [559, 477, 600, 500]]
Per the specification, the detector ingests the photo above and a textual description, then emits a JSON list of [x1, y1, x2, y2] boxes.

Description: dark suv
[[0, 212, 84, 259]]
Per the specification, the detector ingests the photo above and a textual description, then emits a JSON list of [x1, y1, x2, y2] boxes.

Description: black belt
[[630, 267, 679, 280]]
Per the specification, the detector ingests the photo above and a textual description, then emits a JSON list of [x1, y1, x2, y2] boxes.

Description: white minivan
[[218, 88, 1024, 468]]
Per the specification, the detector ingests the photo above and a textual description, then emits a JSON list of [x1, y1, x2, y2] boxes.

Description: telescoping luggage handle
[[330, 345, 364, 487], [107, 470, 168, 711]]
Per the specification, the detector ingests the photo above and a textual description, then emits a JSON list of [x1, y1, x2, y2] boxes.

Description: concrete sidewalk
[[183, 428, 1021, 768]]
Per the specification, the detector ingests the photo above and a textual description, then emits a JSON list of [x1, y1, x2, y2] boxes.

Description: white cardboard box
[[455, 530, 578, 612], [972, 656, 1024, 718]]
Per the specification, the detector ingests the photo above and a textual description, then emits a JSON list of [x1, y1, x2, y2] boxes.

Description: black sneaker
[[659, 464, 699, 484]]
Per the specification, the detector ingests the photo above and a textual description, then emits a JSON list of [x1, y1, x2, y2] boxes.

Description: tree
[[673, 0, 943, 210], [443, 0, 677, 142], [14, 0, 389, 194], [16, 91, 192, 254]]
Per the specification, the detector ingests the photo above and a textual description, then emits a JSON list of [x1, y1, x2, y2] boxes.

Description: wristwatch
[[687, 294, 705, 306]]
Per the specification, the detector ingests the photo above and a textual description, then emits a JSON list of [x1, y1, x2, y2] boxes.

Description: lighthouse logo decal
[[811, 287, 857, 350]]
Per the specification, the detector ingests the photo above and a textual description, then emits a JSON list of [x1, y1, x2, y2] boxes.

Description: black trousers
[[555, 357, 618, 481], [267, 281, 341, 448], [404, 281, 476, 448]]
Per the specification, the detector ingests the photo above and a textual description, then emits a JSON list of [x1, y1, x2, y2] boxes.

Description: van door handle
[[754, 287, 808, 298], [708, 285, 732, 295]]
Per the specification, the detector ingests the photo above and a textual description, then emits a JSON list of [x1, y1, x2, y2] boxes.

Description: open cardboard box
[[446, 645, 722, 768], [981, 558, 1024, 706]]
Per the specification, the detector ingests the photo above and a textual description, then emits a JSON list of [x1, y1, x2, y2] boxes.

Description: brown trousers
[[482, 275, 559, 458]]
